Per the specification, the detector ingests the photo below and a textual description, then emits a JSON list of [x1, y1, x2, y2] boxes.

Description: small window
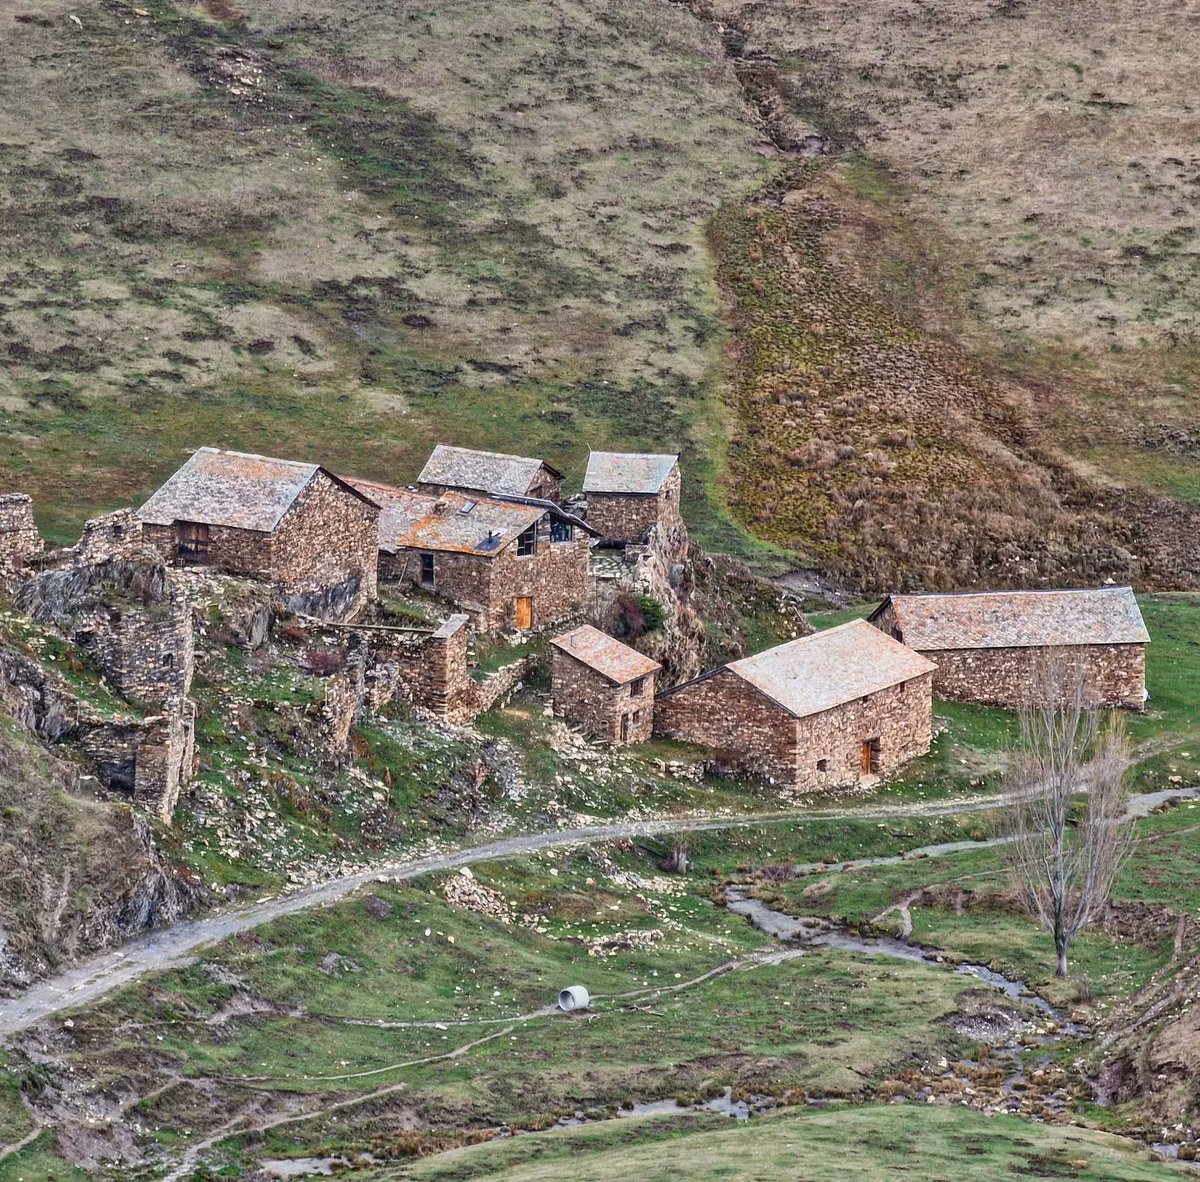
[[516, 525, 537, 557], [161, 652, 175, 669], [550, 519, 573, 543], [420, 553, 435, 586], [629, 676, 645, 698], [631, 709, 642, 727], [459, 500, 477, 515], [816, 758, 828, 773]]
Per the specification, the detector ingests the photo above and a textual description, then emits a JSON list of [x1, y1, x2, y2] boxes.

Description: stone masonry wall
[[586, 465, 683, 545], [385, 520, 590, 634], [654, 668, 933, 792], [792, 673, 932, 792], [0, 494, 43, 573], [551, 648, 655, 744], [271, 470, 379, 607], [654, 668, 800, 784], [142, 521, 275, 581], [920, 643, 1146, 710]]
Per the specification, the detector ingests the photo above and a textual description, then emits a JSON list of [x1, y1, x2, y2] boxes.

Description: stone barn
[[582, 452, 682, 544], [417, 444, 564, 503], [550, 624, 661, 744], [653, 619, 935, 792], [868, 587, 1149, 710], [138, 448, 380, 619], [347, 478, 594, 633]]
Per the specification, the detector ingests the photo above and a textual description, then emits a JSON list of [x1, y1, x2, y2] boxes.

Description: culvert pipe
[[558, 985, 590, 1012]]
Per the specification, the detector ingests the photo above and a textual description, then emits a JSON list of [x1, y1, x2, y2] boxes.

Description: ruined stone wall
[[653, 669, 800, 784], [131, 698, 197, 821], [79, 588, 194, 707], [792, 673, 933, 792], [271, 471, 379, 610], [550, 649, 654, 744], [919, 643, 1146, 710], [0, 494, 43, 573], [72, 509, 146, 564], [386, 523, 590, 634], [586, 465, 683, 545]]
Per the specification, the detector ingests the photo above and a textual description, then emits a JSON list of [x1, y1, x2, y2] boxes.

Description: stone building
[[550, 624, 661, 744], [416, 444, 564, 503], [347, 477, 594, 633], [868, 587, 1149, 710], [653, 619, 935, 792], [0, 494, 43, 574], [138, 448, 380, 620], [582, 452, 682, 544]]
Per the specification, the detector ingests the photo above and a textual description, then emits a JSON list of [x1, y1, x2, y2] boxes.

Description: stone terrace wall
[[920, 643, 1146, 710], [551, 648, 654, 744], [0, 494, 43, 573], [793, 673, 932, 792], [654, 668, 799, 785]]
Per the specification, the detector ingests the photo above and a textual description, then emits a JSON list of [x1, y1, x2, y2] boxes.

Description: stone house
[[582, 452, 682, 544], [550, 624, 661, 744], [417, 444, 564, 503], [138, 448, 381, 620], [868, 587, 1149, 710], [346, 478, 594, 633], [653, 619, 935, 792]]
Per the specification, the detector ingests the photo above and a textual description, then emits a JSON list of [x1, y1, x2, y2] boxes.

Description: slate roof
[[550, 624, 661, 684], [345, 478, 544, 557], [872, 588, 1150, 651], [723, 619, 936, 719], [137, 448, 374, 533], [417, 445, 561, 497], [583, 451, 679, 495]]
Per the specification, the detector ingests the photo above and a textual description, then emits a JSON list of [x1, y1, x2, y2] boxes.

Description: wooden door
[[861, 741, 873, 774], [177, 521, 211, 564], [514, 596, 533, 630]]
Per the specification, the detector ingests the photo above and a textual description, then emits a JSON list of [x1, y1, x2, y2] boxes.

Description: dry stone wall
[[71, 509, 147, 564], [551, 648, 654, 744]]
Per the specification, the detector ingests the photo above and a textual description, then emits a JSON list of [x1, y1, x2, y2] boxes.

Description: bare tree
[[1005, 653, 1133, 977]]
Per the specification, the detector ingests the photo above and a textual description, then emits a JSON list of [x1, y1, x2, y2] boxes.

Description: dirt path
[[3, 786, 1193, 1039]]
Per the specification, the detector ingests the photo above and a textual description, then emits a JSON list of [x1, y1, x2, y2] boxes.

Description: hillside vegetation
[[3, 0, 1200, 588]]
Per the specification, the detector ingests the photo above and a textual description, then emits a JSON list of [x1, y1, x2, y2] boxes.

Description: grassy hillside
[[3, 0, 1199, 589]]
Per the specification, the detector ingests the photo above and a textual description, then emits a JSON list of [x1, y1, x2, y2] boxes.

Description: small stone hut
[[868, 587, 1149, 709], [138, 448, 380, 619], [550, 624, 661, 744], [582, 452, 682, 544], [347, 478, 594, 633], [417, 444, 564, 504], [653, 619, 935, 792]]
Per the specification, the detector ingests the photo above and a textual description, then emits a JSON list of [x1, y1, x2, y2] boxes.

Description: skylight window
[[459, 500, 477, 515]]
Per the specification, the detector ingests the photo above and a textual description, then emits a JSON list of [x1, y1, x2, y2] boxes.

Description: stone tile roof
[[874, 587, 1150, 651], [726, 619, 936, 719], [550, 624, 661, 684], [417, 445, 560, 497], [138, 447, 374, 533], [582, 451, 679, 495], [345, 478, 544, 557]]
